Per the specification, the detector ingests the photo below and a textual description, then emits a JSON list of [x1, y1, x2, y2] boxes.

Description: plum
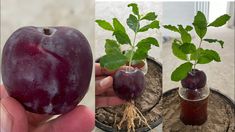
[[1, 26, 93, 114], [181, 69, 207, 89], [113, 69, 145, 101]]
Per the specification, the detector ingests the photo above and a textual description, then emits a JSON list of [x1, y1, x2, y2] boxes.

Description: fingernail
[[100, 76, 111, 88], [1, 103, 13, 132]]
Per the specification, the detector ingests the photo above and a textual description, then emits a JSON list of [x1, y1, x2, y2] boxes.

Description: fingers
[[99, 88, 116, 96], [96, 76, 113, 95], [1, 97, 28, 132], [0, 85, 9, 99], [34, 105, 95, 132], [0, 85, 52, 128], [26, 112, 52, 127], [95, 63, 128, 107], [95, 63, 115, 76], [95, 63, 103, 76], [96, 96, 126, 107]]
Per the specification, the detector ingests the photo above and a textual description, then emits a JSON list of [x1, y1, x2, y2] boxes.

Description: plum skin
[[1, 26, 93, 114], [113, 69, 145, 101], [181, 69, 207, 89]]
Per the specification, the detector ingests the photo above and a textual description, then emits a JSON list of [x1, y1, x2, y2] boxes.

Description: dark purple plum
[[181, 69, 207, 89], [1, 26, 93, 114], [113, 69, 145, 101]]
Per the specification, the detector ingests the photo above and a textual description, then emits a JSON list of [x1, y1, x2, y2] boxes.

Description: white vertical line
[[200, 2, 202, 12], [204, 2, 206, 16], [208, 2, 210, 20], [194, 2, 196, 14], [204, 2, 206, 18]]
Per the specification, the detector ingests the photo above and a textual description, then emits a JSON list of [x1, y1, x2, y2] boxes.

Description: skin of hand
[[95, 63, 126, 107], [0, 85, 95, 132]]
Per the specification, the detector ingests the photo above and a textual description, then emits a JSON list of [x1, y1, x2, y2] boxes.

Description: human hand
[[0, 85, 94, 132], [95, 63, 127, 107]]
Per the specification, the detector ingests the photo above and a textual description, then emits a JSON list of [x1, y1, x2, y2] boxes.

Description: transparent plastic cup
[[131, 59, 148, 75], [178, 86, 210, 125]]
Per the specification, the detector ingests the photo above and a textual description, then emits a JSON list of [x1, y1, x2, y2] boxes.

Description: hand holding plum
[[0, 85, 94, 132], [95, 63, 126, 107]]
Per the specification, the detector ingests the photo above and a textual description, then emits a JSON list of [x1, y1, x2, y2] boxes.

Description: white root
[[117, 101, 152, 132]]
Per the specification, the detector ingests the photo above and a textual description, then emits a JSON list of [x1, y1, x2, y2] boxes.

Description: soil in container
[[163, 88, 235, 132]]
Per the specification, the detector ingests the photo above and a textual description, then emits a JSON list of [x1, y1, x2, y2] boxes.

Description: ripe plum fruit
[[113, 69, 145, 101], [181, 69, 207, 89], [1, 26, 93, 114]]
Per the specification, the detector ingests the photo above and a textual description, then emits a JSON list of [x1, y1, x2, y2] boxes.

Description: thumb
[[1, 97, 28, 132], [34, 105, 95, 132]]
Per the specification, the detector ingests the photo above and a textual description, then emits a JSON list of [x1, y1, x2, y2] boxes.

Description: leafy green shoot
[[96, 3, 160, 71], [163, 11, 230, 81]]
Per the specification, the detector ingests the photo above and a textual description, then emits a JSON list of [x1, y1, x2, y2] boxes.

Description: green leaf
[[104, 39, 121, 54], [137, 37, 159, 47], [127, 14, 140, 33], [138, 20, 160, 32], [190, 48, 203, 60], [193, 11, 207, 39], [100, 53, 127, 70], [171, 62, 193, 81], [113, 18, 126, 33], [185, 25, 193, 31], [133, 46, 150, 60], [133, 38, 158, 60], [190, 48, 221, 64], [203, 49, 221, 62], [141, 12, 157, 20], [190, 48, 212, 64], [172, 39, 188, 61], [197, 55, 213, 64], [113, 31, 131, 45], [95, 20, 114, 31], [124, 50, 133, 60], [179, 43, 196, 54], [133, 49, 148, 60], [203, 38, 224, 48], [208, 14, 231, 27], [163, 25, 179, 32], [128, 3, 140, 18], [178, 25, 192, 43], [112, 18, 131, 44]]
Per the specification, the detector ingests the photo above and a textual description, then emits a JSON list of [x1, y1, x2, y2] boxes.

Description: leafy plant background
[[95, 2, 163, 64]]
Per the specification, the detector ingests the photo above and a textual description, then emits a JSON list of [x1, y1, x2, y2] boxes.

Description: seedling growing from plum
[[96, 3, 160, 131], [164, 11, 230, 125], [164, 11, 230, 88]]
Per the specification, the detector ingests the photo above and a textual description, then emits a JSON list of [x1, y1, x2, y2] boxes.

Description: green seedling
[[96, 3, 160, 71], [164, 11, 230, 81]]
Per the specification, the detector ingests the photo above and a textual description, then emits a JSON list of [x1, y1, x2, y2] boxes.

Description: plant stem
[[128, 33, 137, 71], [193, 39, 203, 69], [128, 16, 140, 71]]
